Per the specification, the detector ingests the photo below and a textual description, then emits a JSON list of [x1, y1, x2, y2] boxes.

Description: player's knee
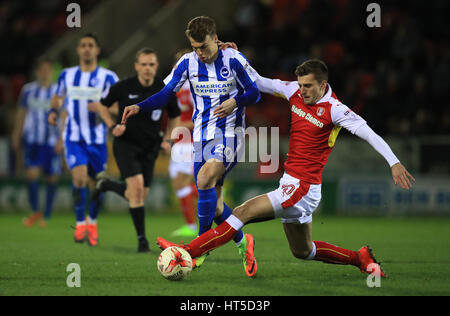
[[130, 186, 144, 200], [232, 203, 251, 224], [196, 173, 216, 190], [291, 246, 313, 260], [73, 178, 87, 187]]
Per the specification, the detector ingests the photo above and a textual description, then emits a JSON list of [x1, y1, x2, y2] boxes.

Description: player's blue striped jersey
[[163, 48, 260, 142], [19, 81, 59, 146], [56, 66, 118, 145]]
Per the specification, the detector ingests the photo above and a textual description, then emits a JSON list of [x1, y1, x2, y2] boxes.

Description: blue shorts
[[193, 136, 244, 187], [24, 143, 61, 175], [64, 140, 107, 179]]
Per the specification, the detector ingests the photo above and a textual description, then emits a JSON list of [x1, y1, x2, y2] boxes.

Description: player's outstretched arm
[[353, 123, 415, 190], [255, 75, 298, 101], [391, 162, 415, 190]]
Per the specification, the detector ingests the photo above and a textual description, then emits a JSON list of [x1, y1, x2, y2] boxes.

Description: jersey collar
[[315, 84, 332, 105]]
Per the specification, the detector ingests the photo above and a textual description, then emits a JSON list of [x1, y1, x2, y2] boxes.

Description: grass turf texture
[[0, 212, 449, 296]]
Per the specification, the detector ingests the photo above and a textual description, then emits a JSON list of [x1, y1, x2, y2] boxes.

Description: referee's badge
[[152, 109, 162, 121]]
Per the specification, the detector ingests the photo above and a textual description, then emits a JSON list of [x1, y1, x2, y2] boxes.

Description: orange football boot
[[240, 234, 257, 277], [74, 223, 87, 243], [86, 218, 98, 247], [358, 246, 387, 278], [22, 211, 43, 227]]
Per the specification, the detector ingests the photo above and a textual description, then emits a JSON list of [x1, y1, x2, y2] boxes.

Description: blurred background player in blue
[[48, 33, 118, 246], [11, 58, 62, 228]]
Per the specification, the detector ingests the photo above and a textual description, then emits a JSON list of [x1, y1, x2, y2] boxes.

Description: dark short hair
[[185, 16, 217, 42], [295, 59, 328, 83], [135, 47, 157, 62], [80, 33, 100, 47]]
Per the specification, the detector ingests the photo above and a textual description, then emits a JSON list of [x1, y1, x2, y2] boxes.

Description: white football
[[157, 246, 192, 281]]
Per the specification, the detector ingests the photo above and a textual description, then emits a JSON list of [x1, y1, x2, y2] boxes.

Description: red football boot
[[358, 246, 387, 278]]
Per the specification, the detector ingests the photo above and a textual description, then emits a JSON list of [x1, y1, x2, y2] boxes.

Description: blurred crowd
[[227, 0, 450, 136], [1, 0, 449, 137]]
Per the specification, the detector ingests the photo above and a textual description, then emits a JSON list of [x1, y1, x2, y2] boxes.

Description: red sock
[[180, 192, 196, 225], [187, 221, 237, 258], [313, 241, 360, 267]]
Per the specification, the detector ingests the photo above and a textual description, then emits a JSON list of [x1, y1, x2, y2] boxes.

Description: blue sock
[[89, 192, 104, 220], [214, 202, 244, 245], [27, 180, 39, 212], [44, 183, 57, 219], [197, 188, 217, 235], [72, 186, 86, 222]]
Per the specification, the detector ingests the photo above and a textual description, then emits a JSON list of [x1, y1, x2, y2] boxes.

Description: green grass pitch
[[1, 212, 449, 296]]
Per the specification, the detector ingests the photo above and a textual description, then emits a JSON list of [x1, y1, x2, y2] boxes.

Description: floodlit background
[[1, 0, 449, 216]]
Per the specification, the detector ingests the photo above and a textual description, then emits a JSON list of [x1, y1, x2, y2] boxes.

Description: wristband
[[108, 124, 117, 133]]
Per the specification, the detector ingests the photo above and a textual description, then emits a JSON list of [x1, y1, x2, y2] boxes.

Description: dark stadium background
[[1, 0, 449, 215]]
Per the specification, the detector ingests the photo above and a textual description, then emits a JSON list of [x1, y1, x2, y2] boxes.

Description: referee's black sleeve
[[166, 95, 181, 119], [100, 81, 120, 108]]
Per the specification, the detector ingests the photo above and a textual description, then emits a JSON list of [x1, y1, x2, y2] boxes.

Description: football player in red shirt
[[157, 59, 415, 278]]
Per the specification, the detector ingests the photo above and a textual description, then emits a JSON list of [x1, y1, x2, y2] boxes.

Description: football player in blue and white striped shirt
[[48, 33, 118, 246], [12, 58, 62, 228], [122, 16, 260, 276]]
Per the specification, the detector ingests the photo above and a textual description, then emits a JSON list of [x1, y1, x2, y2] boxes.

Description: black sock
[[103, 179, 126, 198], [129, 206, 146, 239]]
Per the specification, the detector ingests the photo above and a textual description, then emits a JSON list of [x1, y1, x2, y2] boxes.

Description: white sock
[[187, 224, 197, 230], [87, 216, 97, 225], [225, 214, 244, 231], [176, 186, 193, 198], [305, 242, 316, 260]]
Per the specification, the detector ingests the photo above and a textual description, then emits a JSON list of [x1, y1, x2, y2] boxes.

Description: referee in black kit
[[90, 47, 180, 252]]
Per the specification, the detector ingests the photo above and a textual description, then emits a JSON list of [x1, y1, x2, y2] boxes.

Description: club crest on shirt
[[90, 77, 99, 86], [220, 66, 230, 78], [316, 107, 325, 117]]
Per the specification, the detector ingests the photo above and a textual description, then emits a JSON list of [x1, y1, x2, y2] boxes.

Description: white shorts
[[267, 173, 322, 224], [169, 142, 194, 179]]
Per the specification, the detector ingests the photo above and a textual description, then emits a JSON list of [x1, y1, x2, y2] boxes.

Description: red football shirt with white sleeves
[[256, 77, 367, 184]]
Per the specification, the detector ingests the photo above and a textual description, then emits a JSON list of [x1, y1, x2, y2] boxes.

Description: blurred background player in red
[[12, 58, 63, 228], [169, 49, 198, 238]]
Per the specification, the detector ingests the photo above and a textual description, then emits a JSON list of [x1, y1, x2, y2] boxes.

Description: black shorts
[[113, 138, 160, 187]]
